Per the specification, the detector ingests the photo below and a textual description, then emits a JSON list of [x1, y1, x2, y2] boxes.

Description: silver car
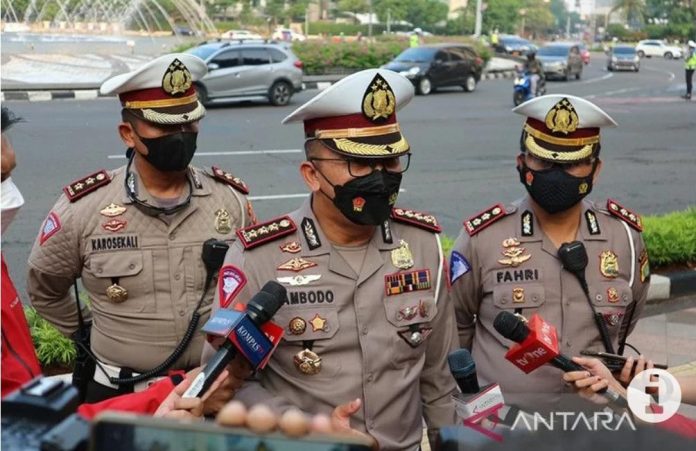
[[537, 43, 583, 81], [186, 41, 303, 106]]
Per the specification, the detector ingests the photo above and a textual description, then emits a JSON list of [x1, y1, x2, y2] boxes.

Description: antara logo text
[[511, 411, 636, 432]]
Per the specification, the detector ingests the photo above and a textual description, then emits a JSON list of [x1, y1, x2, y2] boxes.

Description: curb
[[2, 71, 518, 102], [646, 269, 696, 303]]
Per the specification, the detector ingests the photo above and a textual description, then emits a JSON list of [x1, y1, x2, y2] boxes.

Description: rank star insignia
[[280, 241, 302, 253], [600, 250, 619, 278], [277, 257, 318, 272], [100, 203, 127, 218], [309, 314, 328, 332], [607, 287, 620, 303], [277, 274, 322, 286], [391, 239, 414, 270], [215, 208, 233, 234]]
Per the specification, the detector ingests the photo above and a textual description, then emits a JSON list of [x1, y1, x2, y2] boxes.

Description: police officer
[[204, 69, 457, 450], [27, 54, 255, 403], [683, 40, 696, 100], [450, 95, 650, 411]]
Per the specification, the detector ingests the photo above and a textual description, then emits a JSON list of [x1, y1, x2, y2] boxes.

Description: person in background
[[683, 40, 696, 100]]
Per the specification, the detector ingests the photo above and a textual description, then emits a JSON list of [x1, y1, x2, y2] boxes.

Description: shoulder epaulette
[[606, 199, 643, 232], [464, 203, 508, 236], [63, 169, 111, 202], [211, 166, 250, 195], [391, 208, 441, 233], [236, 216, 296, 250]]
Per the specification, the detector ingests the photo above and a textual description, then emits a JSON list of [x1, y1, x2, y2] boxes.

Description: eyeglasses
[[309, 153, 411, 177], [525, 154, 596, 177]]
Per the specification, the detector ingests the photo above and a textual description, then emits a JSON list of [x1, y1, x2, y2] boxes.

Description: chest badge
[[288, 317, 307, 335], [277, 274, 321, 286], [215, 208, 233, 234], [512, 287, 525, 303], [391, 239, 414, 270], [600, 250, 619, 278], [280, 241, 302, 254], [498, 237, 532, 267], [106, 283, 128, 303], [100, 203, 127, 218], [294, 349, 322, 375], [277, 257, 318, 272]]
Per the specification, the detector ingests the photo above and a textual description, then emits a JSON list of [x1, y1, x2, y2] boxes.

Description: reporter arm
[[677, 375, 696, 405], [77, 376, 178, 420]]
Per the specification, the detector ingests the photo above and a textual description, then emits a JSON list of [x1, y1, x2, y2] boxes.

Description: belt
[[93, 362, 163, 393]]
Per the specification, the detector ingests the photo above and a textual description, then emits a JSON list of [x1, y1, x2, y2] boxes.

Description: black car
[[383, 44, 484, 95], [494, 35, 536, 56]]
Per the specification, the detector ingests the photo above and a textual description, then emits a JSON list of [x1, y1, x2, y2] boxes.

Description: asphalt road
[[3, 55, 695, 296]]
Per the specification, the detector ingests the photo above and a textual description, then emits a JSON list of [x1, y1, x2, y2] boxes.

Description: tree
[[374, 0, 449, 30], [611, 0, 647, 28]]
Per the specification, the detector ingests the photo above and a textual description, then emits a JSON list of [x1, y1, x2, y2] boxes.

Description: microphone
[[493, 311, 626, 406], [448, 349, 481, 394], [183, 281, 286, 398]]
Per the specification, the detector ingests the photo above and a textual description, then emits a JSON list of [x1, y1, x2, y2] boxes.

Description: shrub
[[25, 307, 76, 369], [642, 207, 696, 268]]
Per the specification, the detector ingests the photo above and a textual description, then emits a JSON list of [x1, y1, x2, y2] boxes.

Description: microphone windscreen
[[493, 311, 529, 343], [447, 349, 476, 379]]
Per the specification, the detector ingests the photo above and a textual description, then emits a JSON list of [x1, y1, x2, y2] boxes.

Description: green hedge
[[25, 307, 76, 369], [642, 207, 696, 268]]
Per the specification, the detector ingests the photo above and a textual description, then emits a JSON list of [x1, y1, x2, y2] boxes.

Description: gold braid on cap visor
[[524, 135, 595, 162], [332, 135, 410, 156], [123, 93, 199, 109], [140, 102, 206, 124]]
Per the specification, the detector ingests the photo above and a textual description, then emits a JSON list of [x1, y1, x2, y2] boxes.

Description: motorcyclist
[[524, 51, 544, 97]]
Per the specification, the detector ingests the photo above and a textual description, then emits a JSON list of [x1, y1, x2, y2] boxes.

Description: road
[[2, 55, 695, 296]]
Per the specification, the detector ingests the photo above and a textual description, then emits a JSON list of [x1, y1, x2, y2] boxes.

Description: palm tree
[[611, 0, 647, 28]]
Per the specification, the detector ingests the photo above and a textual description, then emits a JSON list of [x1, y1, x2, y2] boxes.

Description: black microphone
[[558, 241, 615, 354], [448, 349, 480, 394], [183, 281, 286, 398], [493, 311, 627, 407]]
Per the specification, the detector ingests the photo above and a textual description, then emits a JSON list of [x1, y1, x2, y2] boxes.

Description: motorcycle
[[513, 69, 546, 106]]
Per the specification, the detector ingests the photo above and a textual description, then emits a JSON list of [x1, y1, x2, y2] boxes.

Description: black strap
[[302, 340, 314, 351], [578, 279, 615, 354]]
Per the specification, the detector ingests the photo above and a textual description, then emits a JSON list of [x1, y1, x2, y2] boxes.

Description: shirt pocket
[[83, 250, 155, 313], [384, 295, 438, 368], [590, 281, 632, 334], [272, 305, 341, 379]]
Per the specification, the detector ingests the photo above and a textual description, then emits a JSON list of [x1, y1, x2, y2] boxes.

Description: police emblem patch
[[362, 73, 396, 123], [449, 251, 471, 285], [162, 58, 192, 96], [39, 212, 61, 245], [218, 265, 247, 308], [545, 97, 580, 134]]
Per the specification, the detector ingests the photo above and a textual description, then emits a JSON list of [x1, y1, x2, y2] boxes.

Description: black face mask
[[138, 131, 198, 172], [317, 167, 402, 226], [518, 161, 596, 214]]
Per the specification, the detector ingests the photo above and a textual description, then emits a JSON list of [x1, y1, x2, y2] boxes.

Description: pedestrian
[[491, 28, 500, 48], [27, 53, 256, 404], [410, 28, 422, 48], [1, 107, 42, 398], [449, 95, 650, 411], [683, 40, 696, 100], [204, 69, 457, 450]]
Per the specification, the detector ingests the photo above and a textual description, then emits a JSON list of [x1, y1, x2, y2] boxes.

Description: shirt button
[[97, 268, 103, 274], [566, 340, 571, 347], [128, 263, 135, 270], [179, 309, 185, 316], [595, 294, 603, 301], [361, 327, 368, 335], [169, 233, 176, 240], [367, 374, 373, 382], [501, 299, 508, 305], [175, 274, 181, 280]]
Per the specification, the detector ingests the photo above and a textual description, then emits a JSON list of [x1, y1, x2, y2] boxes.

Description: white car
[[220, 29, 263, 41], [635, 40, 683, 59], [272, 28, 306, 42]]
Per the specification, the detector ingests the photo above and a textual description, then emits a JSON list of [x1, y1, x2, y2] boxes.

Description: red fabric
[[1, 255, 42, 398], [77, 377, 176, 420], [304, 113, 396, 138], [118, 86, 196, 105], [526, 117, 599, 138], [651, 406, 696, 439]]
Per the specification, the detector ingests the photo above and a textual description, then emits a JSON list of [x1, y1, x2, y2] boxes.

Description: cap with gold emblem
[[282, 69, 414, 158], [100, 53, 207, 125], [512, 94, 617, 163]]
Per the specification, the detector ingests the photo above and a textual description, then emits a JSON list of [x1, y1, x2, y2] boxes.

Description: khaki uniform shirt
[[207, 199, 457, 451], [450, 197, 649, 410], [27, 165, 251, 372]]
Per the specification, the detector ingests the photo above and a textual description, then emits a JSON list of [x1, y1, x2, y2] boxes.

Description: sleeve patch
[[390, 208, 441, 233], [607, 198, 643, 232], [218, 265, 247, 308], [464, 203, 507, 236], [39, 212, 62, 245], [212, 166, 250, 195], [450, 251, 471, 284]]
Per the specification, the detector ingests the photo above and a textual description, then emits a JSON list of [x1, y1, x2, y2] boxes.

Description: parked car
[[272, 28, 306, 42], [186, 41, 303, 106], [172, 26, 198, 36], [536, 43, 583, 81], [494, 35, 536, 56], [607, 45, 640, 72], [579, 43, 590, 64], [382, 44, 484, 95], [220, 29, 263, 41], [635, 40, 683, 59]]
